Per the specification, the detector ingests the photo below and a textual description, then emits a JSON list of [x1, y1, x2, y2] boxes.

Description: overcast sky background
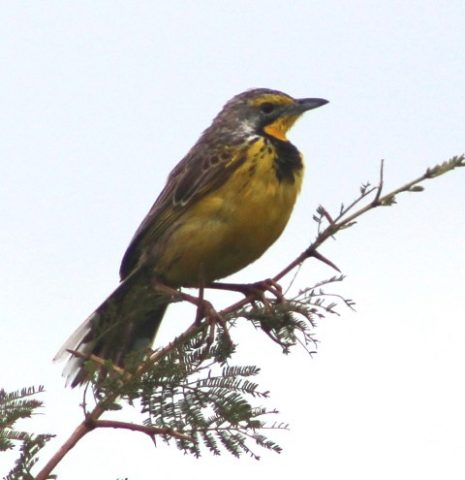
[[2, 1, 465, 479]]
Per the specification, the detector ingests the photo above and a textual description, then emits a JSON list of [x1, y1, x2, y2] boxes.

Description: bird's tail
[[54, 268, 169, 387]]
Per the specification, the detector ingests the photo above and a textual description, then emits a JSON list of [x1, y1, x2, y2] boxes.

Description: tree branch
[[34, 154, 465, 479], [35, 422, 89, 480], [92, 419, 193, 442]]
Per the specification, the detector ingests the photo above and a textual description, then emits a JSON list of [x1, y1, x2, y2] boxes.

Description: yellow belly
[[155, 140, 303, 286]]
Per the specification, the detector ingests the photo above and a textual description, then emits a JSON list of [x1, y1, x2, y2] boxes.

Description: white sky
[[2, 1, 465, 479]]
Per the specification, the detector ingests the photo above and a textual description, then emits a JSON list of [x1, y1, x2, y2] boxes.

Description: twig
[[92, 419, 193, 442], [66, 350, 127, 376]]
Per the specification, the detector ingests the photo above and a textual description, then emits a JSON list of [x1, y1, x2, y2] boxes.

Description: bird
[[55, 88, 328, 386]]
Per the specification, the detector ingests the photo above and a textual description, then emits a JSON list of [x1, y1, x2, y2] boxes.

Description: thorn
[[310, 250, 341, 273], [373, 159, 384, 204]]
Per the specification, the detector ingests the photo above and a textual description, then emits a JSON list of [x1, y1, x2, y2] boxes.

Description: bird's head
[[211, 88, 329, 142]]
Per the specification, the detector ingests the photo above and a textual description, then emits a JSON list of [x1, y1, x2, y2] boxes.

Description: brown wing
[[119, 142, 248, 280]]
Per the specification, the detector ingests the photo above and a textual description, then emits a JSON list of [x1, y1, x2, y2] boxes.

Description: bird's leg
[[194, 281, 231, 346], [151, 278, 227, 333], [195, 283, 205, 324], [151, 278, 198, 307], [207, 278, 284, 304]]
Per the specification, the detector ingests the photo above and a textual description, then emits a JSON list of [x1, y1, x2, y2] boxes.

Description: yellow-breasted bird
[[55, 88, 328, 386]]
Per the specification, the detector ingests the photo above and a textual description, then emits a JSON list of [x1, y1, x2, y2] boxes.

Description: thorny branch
[[270, 155, 465, 284], [90, 419, 193, 443], [35, 154, 465, 480]]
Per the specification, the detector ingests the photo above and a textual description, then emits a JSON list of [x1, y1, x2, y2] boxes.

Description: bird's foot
[[208, 278, 284, 305]]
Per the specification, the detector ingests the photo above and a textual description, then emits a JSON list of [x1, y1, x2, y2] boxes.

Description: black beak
[[295, 97, 329, 113]]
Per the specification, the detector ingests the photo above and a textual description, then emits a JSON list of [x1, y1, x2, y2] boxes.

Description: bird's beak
[[264, 97, 329, 141], [295, 97, 329, 113]]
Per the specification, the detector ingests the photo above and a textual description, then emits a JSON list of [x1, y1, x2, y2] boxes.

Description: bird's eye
[[260, 102, 275, 115]]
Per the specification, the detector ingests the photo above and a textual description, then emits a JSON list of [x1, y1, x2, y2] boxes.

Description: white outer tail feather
[[53, 311, 98, 385]]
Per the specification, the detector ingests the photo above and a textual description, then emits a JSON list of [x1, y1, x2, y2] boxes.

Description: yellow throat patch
[[263, 115, 300, 141]]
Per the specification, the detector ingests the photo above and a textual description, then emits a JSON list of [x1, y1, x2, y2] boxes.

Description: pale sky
[[2, 1, 465, 479]]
